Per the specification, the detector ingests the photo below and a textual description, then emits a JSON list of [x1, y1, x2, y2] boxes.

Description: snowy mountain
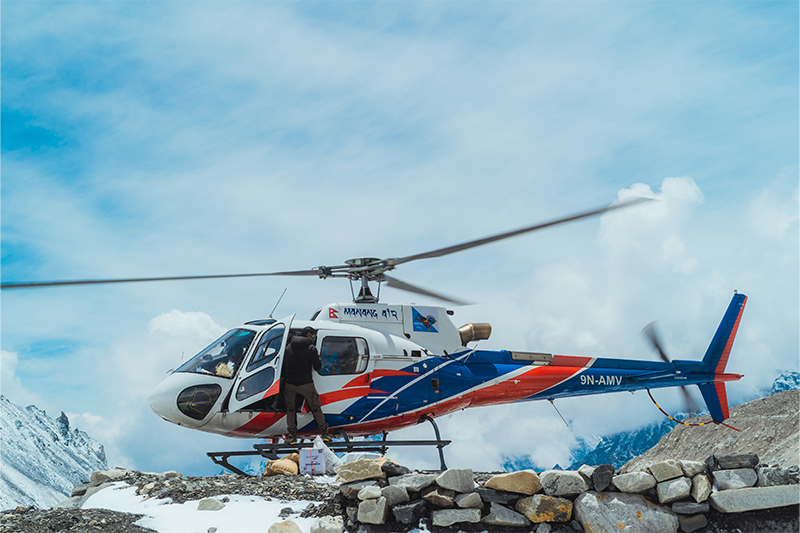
[[1, 395, 108, 510], [771, 370, 800, 393]]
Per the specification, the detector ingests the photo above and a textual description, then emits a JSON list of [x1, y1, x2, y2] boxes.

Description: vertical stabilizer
[[701, 293, 747, 374]]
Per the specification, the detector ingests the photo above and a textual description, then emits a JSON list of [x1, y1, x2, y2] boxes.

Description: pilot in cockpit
[[214, 336, 248, 377]]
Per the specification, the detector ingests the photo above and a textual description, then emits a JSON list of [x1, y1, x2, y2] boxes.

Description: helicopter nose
[[148, 372, 222, 428]]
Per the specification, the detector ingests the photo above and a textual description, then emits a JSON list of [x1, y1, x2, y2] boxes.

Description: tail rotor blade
[[642, 321, 670, 364]]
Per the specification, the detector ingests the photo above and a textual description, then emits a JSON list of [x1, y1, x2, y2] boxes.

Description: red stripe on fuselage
[[716, 296, 747, 374], [224, 412, 285, 437], [320, 387, 388, 406]]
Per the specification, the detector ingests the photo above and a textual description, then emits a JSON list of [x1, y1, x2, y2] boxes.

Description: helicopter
[[2, 198, 746, 448]]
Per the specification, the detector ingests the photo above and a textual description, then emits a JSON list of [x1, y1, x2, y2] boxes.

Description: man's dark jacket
[[283, 336, 322, 386]]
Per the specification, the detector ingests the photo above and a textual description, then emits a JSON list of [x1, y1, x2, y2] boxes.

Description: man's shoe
[[321, 432, 333, 443], [286, 434, 299, 445]]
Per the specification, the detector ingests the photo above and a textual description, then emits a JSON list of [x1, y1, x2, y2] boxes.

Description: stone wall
[[335, 452, 800, 533]]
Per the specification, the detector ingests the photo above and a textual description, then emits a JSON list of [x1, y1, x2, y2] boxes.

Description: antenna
[[269, 288, 287, 319]]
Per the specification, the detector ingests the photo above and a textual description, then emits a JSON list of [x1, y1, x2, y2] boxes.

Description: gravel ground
[[0, 507, 158, 533]]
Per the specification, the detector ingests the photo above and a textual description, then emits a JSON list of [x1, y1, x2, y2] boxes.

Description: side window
[[247, 325, 285, 372], [319, 337, 369, 375]]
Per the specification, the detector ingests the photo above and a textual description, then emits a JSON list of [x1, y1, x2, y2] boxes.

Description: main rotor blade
[[679, 386, 702, 415], [0, 269, 319, 290], [391, 197, 652, 266], [383, 275, 470, 305], [642, 321, 671, 364]]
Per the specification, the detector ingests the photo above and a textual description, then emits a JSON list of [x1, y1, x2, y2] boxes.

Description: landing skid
[[208, 416, 451, 476]]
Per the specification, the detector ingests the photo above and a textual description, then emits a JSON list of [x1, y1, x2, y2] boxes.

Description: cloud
[[148, 310, 226, 341]]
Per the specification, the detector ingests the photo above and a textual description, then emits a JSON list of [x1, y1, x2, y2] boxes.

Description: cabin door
[[228, 314, 295, 412]]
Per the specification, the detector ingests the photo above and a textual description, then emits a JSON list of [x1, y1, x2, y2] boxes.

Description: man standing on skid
[[283, 326, 331, 444]]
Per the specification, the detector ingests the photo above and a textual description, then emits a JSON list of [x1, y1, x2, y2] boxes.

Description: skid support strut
[[420, 414, 447, 471]]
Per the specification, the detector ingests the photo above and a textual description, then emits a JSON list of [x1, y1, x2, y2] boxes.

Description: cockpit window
[[247, 325, 285, 372], [176, 329, 256, 379]]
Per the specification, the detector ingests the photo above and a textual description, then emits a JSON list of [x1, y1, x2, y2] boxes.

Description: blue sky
[[2, 1, 798, 475]]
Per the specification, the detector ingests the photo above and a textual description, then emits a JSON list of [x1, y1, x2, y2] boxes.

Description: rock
[[345, 506, 357, 526], [757, 466, 791, 486], [716, 452, 759, 469], [573, 491, 679, 533], [391, 500, 428, 525], [577, 465, 595, 484], [208, 528, 217, 533], [691, 474, 711, 503], [138, 482, 156, 495], [421, 485, 455, 507], [268, 521, 303, 533], [454, 492, 483, 509], [679, 460, 707, 478], [310, 516, 344, 533], [540, 470, 590, 497], [515, 494, 572, 523], [71, 480, 103, 497], [709, 485, 800, 513], [388, 472, 437, 492], [657, 477, 692, 504], [612, 472, 657, 493], [357, 496, 388, 524], [482, 502, 530, 527], [538, 524, 554, 533], [335, 459, 385, 483], [477, 487, 520, 504], [380, 485, 409, 507], [431, 508, 481, 526], [592, 464, 614, 492], [713, 468, 758, 490], [90, 469, 127, 483], [197, 498, 225, 511], [705, 454, 717, 473], [279, 507, 294, 517], [671, 501, 709, 514], [340, 480, 379, 499], [678, 514, 707, 532], [485, 470, 542, 495], [435, 468, 474, 493], [649, 460, 684, 482], [788, 465, 799, 484], [157, 470, 181, 480], [380, 459, 411, 477], [357, 485, 382, 500]]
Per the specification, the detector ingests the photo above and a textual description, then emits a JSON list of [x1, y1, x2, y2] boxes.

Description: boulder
[[421, 485, 455, 507], [391, 500, 429, 525], [310, 516, 344, 533], [678, 514, 707, 533], [380, 459, 411, 477], [157, 470, 181, 480], [268, 522, 302, 533], [757, 466, 791, 487], [477, 487, 520, 504], [52, 496, 83, 510], [380, 485, 409, 507], [357, 485, 382, 500], [340, 480, 379, 499], [713, 468, 758, 490], [649, 460, 683, 482], [431, 508, 481, 527], [435, 468, 474, 493], [656, 477, 691, 504], [574, 491, 679, 533], [90, 469, 127, 483], [577, 465, 596, 484], [540, 469, 590, 497], [389, 472, 437, 492], [335, 459, 385, 483], [515, 494, 572, 523], [709, 485, 800, 513], [357, 496, 389, 524], [612, 472, 657, 493], [671, 501, 709, 514], [197, 498, 225, 511], [716, 452, 759, 470], [592, 464, 614, 492], [455, 492, 483, 509], [691, 474, 711, 503], [482, 502, 530, 527], [485, 470, 542, 495], [680, 460, 707, 478], [789, 465, 799, 484]]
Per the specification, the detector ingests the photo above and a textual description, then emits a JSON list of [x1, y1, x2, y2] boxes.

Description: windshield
[[176, 329, 256, 379]]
